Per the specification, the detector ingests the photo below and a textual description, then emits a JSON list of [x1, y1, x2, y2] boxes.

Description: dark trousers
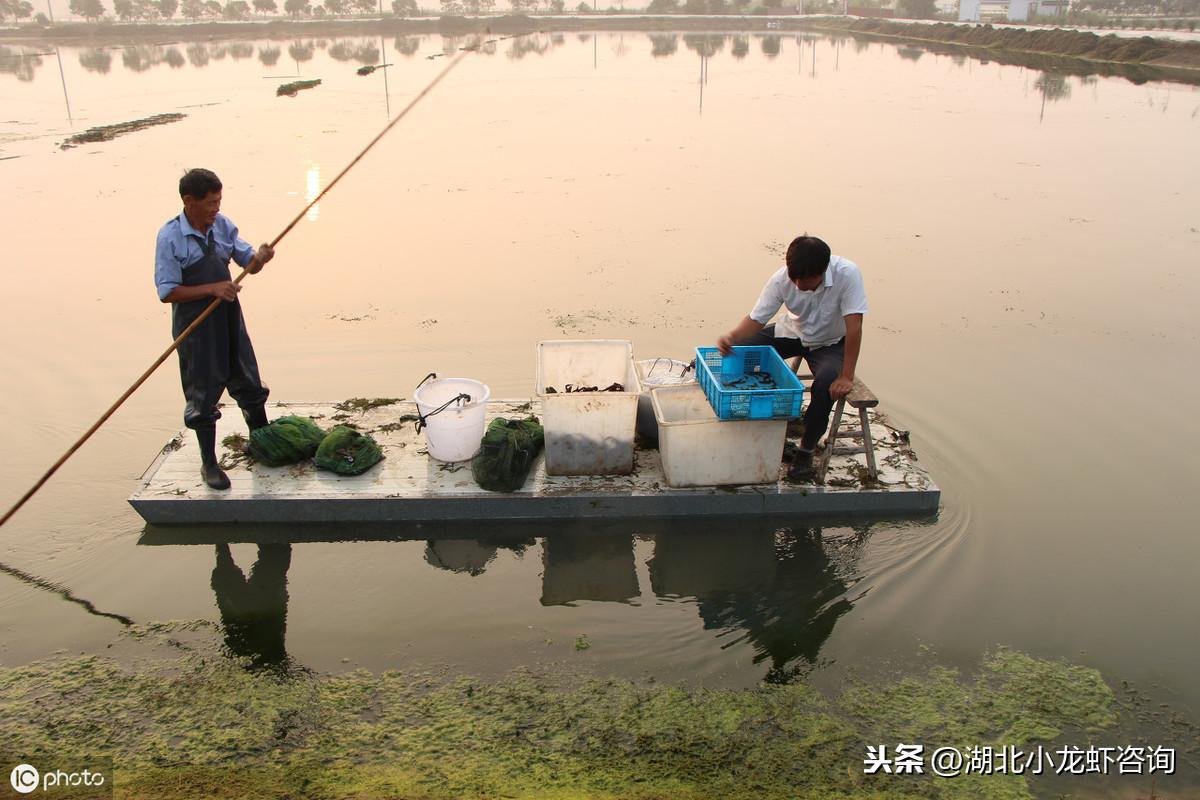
[[175, 304, 269, 430], [737, 326, 844, 451]]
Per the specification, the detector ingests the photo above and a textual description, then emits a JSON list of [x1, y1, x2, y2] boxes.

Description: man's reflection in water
[[650, 523, 860, 684], [211, 543, 292, 671]]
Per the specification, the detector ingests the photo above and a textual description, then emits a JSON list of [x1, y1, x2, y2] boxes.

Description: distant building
[[958, 0, 1066, 21]]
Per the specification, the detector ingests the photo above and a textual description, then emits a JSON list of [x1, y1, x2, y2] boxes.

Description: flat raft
[[129, 400, 940, 525]]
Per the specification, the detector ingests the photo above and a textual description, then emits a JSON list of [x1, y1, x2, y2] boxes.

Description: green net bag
[[471, 417, 544, 493], [315, 425, 384, 476], [246, 415, 326, 467]]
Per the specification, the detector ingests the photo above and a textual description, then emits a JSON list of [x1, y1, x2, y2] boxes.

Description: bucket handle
[[414, 372, 473, 434], [645, 358, 696, 379]]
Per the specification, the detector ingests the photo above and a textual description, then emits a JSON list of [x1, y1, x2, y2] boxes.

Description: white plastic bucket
[[414, 377, 490, 462], [634, 358, 696, 440]]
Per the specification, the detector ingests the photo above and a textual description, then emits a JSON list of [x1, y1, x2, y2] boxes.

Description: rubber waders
[[243, 405, 270, 431], [196, 427, 231, 490]]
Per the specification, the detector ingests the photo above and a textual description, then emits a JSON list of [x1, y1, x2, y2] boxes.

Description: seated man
[[155, 168, 275, 490], [717, 235, 867, 480]]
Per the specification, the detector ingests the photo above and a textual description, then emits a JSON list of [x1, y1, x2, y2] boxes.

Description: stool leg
[[816, 398, 845, 485], [859, 406, 877, 481]]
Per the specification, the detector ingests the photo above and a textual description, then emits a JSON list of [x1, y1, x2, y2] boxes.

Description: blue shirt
[[154, 211, 255, 301]]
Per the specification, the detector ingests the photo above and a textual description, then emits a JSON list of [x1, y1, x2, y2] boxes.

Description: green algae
[[0, 623, 1132, 800], [219, 432, 253, 471], [333, 397, 403, 413], [59, 112, 186, 149], [276, 79, 322, 97]]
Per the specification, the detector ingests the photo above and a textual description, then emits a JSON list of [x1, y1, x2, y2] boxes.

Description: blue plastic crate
[[695, 346, 805, 420]]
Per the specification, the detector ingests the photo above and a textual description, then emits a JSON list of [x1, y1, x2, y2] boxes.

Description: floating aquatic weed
[[59, 113, 186, 149], [276, 79, 322, 97], [333, 397, 402, 413], [0, 627, 1149, 800]]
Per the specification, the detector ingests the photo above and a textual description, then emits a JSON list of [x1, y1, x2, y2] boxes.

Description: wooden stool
[[789, 359, 879, 485]]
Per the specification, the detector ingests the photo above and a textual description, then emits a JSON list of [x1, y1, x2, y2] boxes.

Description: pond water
[[1, 27, 1199, 794]]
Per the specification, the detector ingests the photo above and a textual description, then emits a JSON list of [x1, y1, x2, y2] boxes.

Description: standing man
[[717, 235, 867, 480], [155, 168, 275, 490]]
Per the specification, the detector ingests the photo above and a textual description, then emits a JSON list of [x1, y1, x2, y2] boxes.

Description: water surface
[[1, 29, 1198, 793]]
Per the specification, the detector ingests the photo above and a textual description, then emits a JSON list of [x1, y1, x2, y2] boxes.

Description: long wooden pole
[[0, 47, 473, 529]]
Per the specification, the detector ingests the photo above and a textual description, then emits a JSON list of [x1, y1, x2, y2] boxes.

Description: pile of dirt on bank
[[819, 18, 1200, 70]]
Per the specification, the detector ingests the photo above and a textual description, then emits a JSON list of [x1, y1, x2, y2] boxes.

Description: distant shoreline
[[3, 14, 1198, 82]]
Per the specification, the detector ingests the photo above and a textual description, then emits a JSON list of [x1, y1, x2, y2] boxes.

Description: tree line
[[62, 0, 433, 20], [1, 0, 37, 22]]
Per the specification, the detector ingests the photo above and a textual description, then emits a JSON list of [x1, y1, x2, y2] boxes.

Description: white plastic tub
[[536, 340, 641, 476], [651, 384, 787, 487]]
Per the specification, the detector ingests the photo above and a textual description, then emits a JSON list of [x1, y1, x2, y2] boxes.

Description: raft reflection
[[149, 514, 902, 679]]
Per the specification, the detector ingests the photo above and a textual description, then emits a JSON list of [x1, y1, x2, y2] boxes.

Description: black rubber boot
[[196, 427, 231, 490], [243, 405, 270, 432], [787, 449, 815, 482]]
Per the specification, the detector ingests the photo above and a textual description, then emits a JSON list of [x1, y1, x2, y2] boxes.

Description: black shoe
[[243, 405, 270, 431], [787, 450, 814, 481], [201, 461, 231, 490]]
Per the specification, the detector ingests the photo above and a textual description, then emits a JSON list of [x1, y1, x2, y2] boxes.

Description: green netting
[[471, 417, 544, 493], [315, 425, 384, 476], [246, 416, 326, 467]]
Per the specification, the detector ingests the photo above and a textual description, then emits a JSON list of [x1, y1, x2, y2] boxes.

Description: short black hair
[[785, 235, 831, 280], [179, 168, 222, 200]]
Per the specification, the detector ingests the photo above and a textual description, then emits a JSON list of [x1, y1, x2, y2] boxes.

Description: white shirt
[[748, 256, 868, 348]]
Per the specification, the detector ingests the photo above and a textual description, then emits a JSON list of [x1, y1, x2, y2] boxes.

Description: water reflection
[[211, 542, 293, 670], [329, 38, 379, 65], [508, 34, 551, 60], [424, 536, 533, 575], [288, 40, 315, 66], [0, 560, 134, 627], [683, 33, 723, 58], [79, 47, 113, 75], [122, 45, 158, 73], [541, 530, 639, 605], [186, 41, 209, 68], [144, 514, 897, 681], [305, 164, 321, 221], [0, 44, 44, 81], [648, 522, 858, 683], [1038, 70, 1071, 95], [393, 35, 421, 57], [731, 35, 748, 60], [648, 33, 677, 59], [229, 42, 255, 60], [7, 31, 1192, 96]]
